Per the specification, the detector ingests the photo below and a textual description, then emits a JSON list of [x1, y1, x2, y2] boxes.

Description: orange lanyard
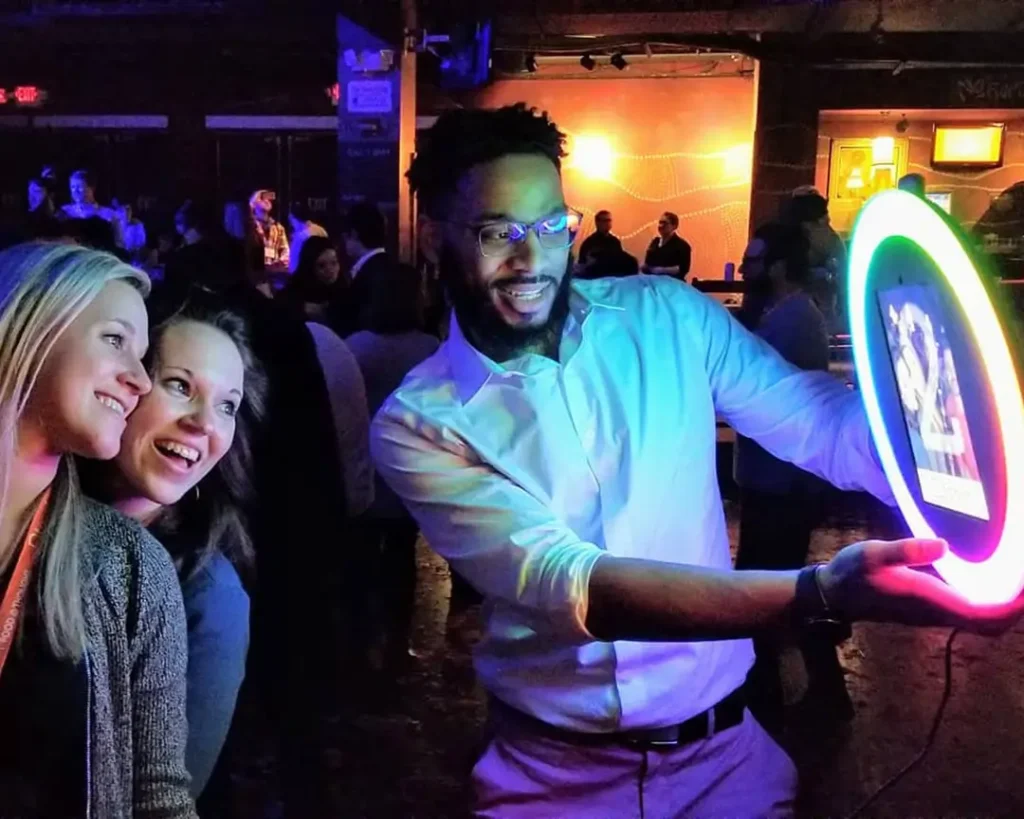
[[0, 487, 52, 678]]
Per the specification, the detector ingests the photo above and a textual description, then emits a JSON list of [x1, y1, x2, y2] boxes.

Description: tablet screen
[[878, 284, 990, 520]]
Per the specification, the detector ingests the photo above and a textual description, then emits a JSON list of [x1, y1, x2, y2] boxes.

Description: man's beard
[[440, 243, 574, 362]]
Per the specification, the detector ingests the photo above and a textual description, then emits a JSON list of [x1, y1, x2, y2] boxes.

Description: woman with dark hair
[[733, 222, 851, 731], [281, 234, 346, 324], [80, 287, 267, 797], [156, 244, 349, 817]]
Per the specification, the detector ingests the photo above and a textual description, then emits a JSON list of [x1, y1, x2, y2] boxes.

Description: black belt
[[490, 687, 746, 749]]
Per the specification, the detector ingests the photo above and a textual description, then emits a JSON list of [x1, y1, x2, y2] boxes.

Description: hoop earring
[[194, 485, 200, 502]]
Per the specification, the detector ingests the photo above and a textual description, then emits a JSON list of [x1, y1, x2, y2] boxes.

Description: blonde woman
[[0, 242, 196, 818]]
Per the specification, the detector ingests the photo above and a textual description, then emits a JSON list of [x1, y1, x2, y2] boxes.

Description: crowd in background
[[0, 151, 856, 818], [0, 163, 458, 818]]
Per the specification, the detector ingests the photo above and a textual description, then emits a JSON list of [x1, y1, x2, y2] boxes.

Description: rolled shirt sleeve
[[371, 406, 605, 641], [689, 287, 893, 504]]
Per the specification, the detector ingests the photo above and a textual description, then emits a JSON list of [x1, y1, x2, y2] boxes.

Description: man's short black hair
[[783, 192, 829, 226], [761, 222, 811, 286], [342, 201, 387, 249], [407, 103, 567, 218]]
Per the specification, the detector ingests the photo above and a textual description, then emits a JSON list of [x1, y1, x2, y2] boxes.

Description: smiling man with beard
[[370, 104, 1024, 818]]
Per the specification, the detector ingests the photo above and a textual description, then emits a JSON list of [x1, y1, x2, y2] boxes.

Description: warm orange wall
[[816, 116, 1024, 235], [465, 76, 756, 279]]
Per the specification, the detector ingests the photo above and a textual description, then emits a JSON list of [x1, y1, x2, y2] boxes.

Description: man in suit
[[340, 201, 392, 334]]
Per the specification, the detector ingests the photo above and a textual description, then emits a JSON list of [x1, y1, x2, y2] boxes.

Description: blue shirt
[[734, 291, 834, 494], [371, 275, 890, 732], [180, 550, 249, 797]]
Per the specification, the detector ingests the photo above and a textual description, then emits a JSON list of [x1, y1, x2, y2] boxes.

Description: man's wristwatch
[[794, 563, 846, 629]]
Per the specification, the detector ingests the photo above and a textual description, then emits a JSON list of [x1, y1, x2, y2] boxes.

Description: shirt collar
[[446, 280, 623, 405], [351, 247, 386, 279]]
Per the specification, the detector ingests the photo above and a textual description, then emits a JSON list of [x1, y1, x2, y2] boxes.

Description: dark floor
[[221, 493, 1024, 819]]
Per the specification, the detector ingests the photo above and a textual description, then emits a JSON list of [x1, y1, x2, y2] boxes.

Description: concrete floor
[[224, 494, 1024, 819]]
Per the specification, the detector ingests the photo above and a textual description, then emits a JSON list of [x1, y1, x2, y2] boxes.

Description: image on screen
[[878, 284, 989, 520]]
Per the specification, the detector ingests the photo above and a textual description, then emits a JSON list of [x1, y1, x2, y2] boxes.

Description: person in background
[[80, 290, 266, 799], [63, 216, 121, 256], [305, 316, 375, 669], [577, 210, 622, 269], [27, 168, 58, 219], [783, 190, 846, 332], [222, 201, 246, 243], [21, 168, 63, 242], [576, 247, 640, 280], [281, 235, 347, 325], [340, 200, 390, 334], [733, 223, 852, 731], [372, 104, 1024, 818], [113, 199, 148, 260], [157, 244, 348, 818], [288, 201, 328, 274], [174, 199, 206, 248], [736, 222, 788, 331], [224, 200, 272, 298], [0, 241, 195, 818], [249, 190, 289, 274], [642, 210, 692, 279], [898, 173, 927, 198], [61, 170, 122, 247], [347, 262, 439, 669]]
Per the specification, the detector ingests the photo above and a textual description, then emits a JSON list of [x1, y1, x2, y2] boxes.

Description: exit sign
[[0, 87, 47, 107]]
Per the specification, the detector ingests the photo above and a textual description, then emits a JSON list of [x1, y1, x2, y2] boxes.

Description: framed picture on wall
[[826, 137, 910, 234]]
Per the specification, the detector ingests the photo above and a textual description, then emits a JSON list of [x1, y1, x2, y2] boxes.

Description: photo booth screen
[[877, 284, 990, 521]]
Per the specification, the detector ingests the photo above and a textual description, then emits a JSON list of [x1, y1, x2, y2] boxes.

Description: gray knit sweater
[[80, 498, 197, 818]]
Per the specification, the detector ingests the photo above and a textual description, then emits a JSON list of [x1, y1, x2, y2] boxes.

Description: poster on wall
[[827, 137, 910, 235]]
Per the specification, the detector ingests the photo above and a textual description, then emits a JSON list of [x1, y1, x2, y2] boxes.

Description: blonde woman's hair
[[0, 242, 149, 659]]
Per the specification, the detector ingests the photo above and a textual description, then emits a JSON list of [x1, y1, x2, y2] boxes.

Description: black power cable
[[843, 628, 960, 819]]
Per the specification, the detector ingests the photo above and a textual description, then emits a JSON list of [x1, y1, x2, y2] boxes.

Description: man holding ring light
[[371, 104, 1024, 818]]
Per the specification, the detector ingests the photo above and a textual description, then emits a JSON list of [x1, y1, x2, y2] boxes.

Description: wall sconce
[[871, 137, 895, 166], [570, 134, 614, 180]]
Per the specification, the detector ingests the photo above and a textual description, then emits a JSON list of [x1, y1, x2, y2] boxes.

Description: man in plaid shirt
[[250, 189, 290, 271]]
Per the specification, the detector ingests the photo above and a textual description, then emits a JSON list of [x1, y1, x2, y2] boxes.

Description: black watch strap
[[794, 563, 844, 627]]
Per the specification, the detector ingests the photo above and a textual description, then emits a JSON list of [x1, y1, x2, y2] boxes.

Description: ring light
[[849, 189, 1024, 605]]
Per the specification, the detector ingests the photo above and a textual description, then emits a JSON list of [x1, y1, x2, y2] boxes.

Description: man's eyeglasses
[[456, 208, 583, 258]]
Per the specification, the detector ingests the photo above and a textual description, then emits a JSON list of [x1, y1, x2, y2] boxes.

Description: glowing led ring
[[849, 190, 1024, 605]]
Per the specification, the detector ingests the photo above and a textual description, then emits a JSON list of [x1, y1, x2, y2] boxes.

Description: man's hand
[[819, 539, 1024, 635]]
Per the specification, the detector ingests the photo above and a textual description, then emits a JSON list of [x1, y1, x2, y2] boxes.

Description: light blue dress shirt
[[371, 275, 890, 733]]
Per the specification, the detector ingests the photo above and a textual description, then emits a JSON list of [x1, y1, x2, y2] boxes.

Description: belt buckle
[[647, 726, 681, 747], [626, 725, 680, 748]]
